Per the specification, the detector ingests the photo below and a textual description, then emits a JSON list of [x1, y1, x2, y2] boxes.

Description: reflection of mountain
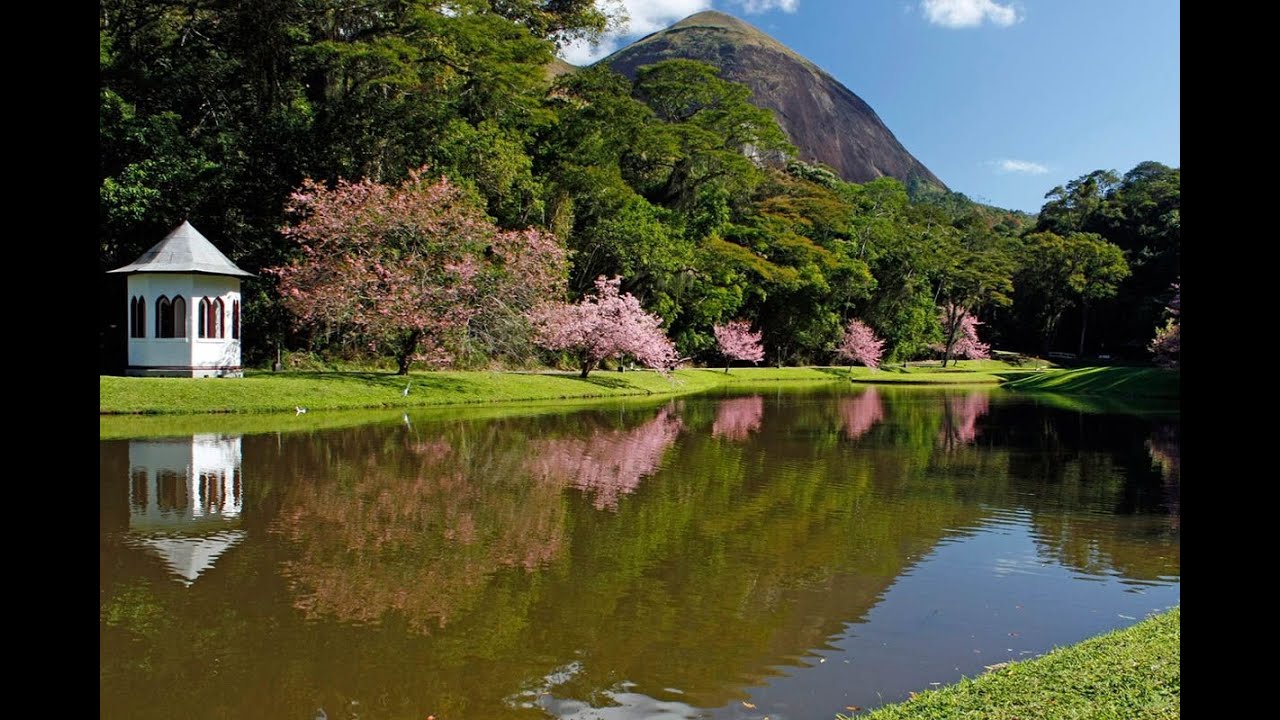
[[839, 388, 884, 440], [123, 434, 244, 586], [711, 396, 764, 441]]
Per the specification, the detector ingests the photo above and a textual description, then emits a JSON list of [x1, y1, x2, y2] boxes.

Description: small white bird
[[296, 406, 308, 415], [402, 383, 412, 397]]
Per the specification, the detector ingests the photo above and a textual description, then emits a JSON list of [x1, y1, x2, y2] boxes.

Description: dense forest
[[99, 0, 1180, 373]]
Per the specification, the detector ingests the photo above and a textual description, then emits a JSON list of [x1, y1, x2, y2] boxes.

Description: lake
[[100, 384, 1179, 719]]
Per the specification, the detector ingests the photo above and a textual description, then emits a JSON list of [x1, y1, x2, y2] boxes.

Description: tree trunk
[[579, 357, 598, 378], [941, 321, 958, 368], [725, 361, 730, 374], [1077, 300, 1090, 358], [396, 330, 422, 375]]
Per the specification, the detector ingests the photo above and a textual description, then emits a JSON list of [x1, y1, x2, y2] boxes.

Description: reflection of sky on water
[[523, 507, 1179, 720], [124, 434, 244, 586]]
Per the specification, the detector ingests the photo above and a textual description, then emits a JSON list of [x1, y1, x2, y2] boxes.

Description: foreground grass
[[99, 366, 838, 415], [1000, 367, 1179, 399], [844, 608, 1180, 720]]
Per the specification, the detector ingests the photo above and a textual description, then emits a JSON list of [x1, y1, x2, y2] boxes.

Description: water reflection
[[124, 434, 244, 586], [528, 403, 684, 509], [101, 388, 1179, 720], [710, 396, 764, 441], [839, 387, 884, 440], [937, 392, 990, 449]]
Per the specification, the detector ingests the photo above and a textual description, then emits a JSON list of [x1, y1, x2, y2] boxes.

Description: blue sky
[[560, 1, 1180, 213]]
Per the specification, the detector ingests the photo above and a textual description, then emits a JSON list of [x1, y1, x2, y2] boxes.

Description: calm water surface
[[100, 385, 1180, 720]]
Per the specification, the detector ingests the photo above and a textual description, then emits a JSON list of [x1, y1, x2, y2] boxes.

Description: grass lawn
[[844, 607, 1180, 720], [99, 366, 839, 416], [999, 367, 1179, 399]]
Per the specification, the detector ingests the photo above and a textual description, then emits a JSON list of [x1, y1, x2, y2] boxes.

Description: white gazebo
[[108, 221, 253, 377]]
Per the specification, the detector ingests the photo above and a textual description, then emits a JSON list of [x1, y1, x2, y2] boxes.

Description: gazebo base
[[126, 365, 244, 378]]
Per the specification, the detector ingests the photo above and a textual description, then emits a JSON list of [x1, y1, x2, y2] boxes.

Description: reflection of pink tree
[[839, 388, 884, 440], [526, 406, 684, 510], [938, 393, 990, 448], [711, 396, 765, 440]]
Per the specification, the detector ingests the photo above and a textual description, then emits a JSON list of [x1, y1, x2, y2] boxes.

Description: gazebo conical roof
[[108, 221, 254, 277]]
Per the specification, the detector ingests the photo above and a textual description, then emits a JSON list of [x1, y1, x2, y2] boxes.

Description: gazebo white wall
[[125, 273, 242, 377]]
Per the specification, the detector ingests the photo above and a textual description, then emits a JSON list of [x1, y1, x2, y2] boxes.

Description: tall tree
[[269, 169, 566, 373], [1015, 231, 1128, 356]]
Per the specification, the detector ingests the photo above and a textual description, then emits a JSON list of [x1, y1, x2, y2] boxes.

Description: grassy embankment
[[844, 607, 1180, 720], [101, 362, 1026, 417], [1000, 366, 1179, 399]]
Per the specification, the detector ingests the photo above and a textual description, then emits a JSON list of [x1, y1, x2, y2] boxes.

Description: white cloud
[[921, 0, 1020, 28], [989, 158, 1048, 175], [729, 0, 800, 13], [560, 0, 714, 65]]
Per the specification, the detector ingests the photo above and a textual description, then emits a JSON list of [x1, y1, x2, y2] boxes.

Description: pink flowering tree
[[836, 319, 885, 371], [268, 167, 566, 374], [528, 276, 679, 378], [714, 320, 765, 373], [1149, 283, 1179, 368], [935, 305, 990, 366]]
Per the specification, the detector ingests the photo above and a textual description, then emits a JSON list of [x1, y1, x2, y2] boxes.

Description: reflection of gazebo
[[126, 434, 245, 586]]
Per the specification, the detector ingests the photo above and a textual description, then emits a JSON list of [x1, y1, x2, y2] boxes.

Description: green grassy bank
[[100, 363, 1024, 416], [844, 607, 1180, 720], [1000, 367, 1179, 399], [100, 367, 836, 415]]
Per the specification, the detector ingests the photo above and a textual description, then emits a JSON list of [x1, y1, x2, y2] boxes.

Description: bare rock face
[[599, 10, 945, 189]]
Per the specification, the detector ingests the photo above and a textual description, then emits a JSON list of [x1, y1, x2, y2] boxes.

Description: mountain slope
[[600, 10, 945, 189]]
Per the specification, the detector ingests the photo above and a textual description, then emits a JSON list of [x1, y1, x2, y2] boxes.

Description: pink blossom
[[528, 276, 679, 377], [267, 168, 566, 373], [714, 320, 765, 371], [935, 305, 990, 362], [837, 319, 885, 369]]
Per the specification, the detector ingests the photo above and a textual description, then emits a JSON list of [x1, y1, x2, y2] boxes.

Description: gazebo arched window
[[199, 297, 225, 339], [154, 295, 185, 338], [172, 296, 186, 338], [232, 300, 240, 340], [155, 296, 173, 338], [130, 296, 146, 338], [213, 298, 225, 338]]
